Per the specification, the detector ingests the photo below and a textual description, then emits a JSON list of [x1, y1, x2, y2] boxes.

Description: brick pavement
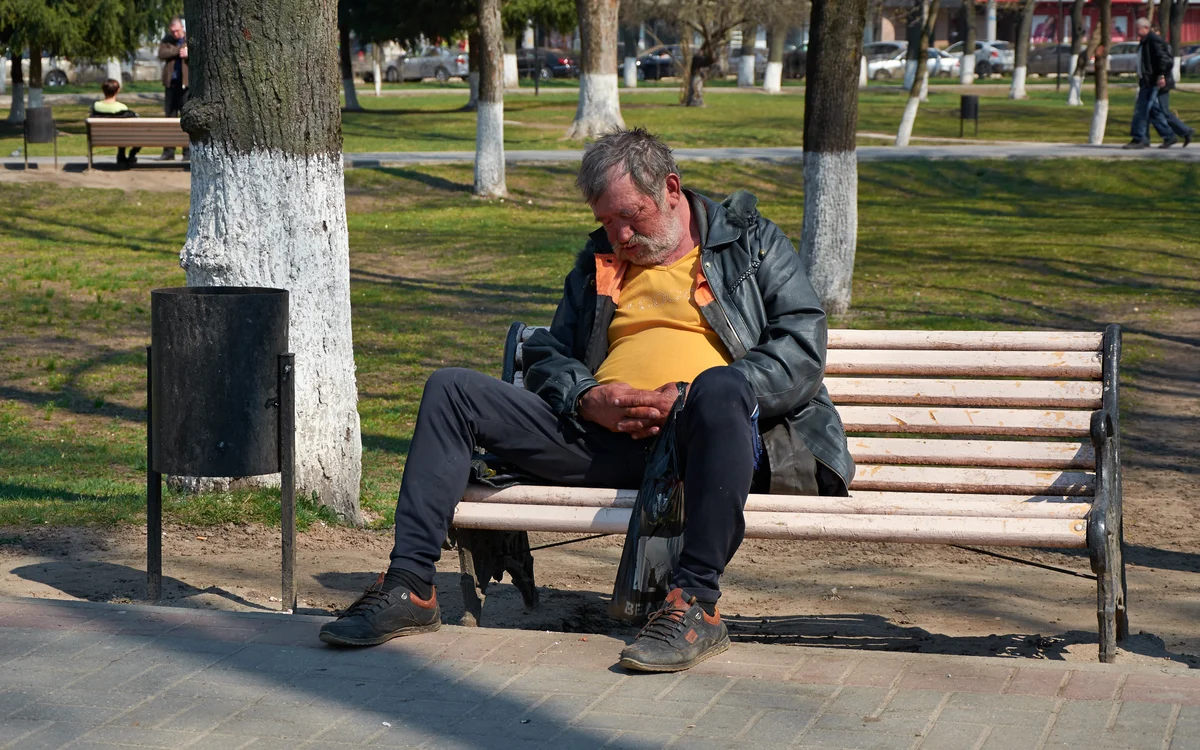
[[0, 596, 1196, 749]]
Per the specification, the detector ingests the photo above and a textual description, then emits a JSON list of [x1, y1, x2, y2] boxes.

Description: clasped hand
[[578, 382, 685, 440]]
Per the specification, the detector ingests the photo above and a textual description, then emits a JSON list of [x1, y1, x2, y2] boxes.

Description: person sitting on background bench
[[90, 79, 142, 169], [320, 128, 855, 673]]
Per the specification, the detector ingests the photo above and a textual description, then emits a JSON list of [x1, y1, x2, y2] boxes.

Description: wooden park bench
[[451, 323, 1127, 663], [85, 117, 190, 169]]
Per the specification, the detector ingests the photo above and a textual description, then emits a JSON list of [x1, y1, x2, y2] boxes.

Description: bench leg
[[453, 528, 539, 628]]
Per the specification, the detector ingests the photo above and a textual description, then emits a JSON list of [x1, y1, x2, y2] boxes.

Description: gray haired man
[[320, 128, 854, 672]]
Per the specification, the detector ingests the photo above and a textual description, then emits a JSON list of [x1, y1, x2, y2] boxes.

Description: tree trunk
[[6, 54, 24, 123], [1067, 0, 1087, 105], [339, 23, 362, 111], [28, 49, 42, 109], [802, 0, 868, 317], [859, 54, 867, 88], [985, 0, 997, 40], [737, 23, 756, 87], [105, 58, 123, 82], [1168, 0, 1186, 81], [503, 36, 519, 88], [1009, 0, 1035, 99], [476, 0, 507, 197], [1089, 0, 1110, 144], [372, 45, 382, 96], [896, 0, 939, 147], [567, 0, 624, 138], [959, 1, 976, 84], [463, 30, 481, 112], [684, 50, 712, 107], [763, 24, 785, 93], [179, 0, 363, 524], [622, 24, 638, 88]]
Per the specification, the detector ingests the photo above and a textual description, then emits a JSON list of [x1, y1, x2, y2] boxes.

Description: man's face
[[590, 170, 685, 267], [1137, 22, 1149, 39], [170, 21, 185, 40]]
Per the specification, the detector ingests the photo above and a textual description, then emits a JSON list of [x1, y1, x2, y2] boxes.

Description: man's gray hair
[[576, 128, 681, 205]]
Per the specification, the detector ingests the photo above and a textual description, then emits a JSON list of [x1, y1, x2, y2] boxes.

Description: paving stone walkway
[[1, 596, 1197, 749]]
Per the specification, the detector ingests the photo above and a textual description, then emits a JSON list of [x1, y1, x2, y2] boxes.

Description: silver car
[[1086, 41, 1139, 75], [945, 40, 1015, 77], [868, 46, 959, 81], [401, 46, 468, 83]]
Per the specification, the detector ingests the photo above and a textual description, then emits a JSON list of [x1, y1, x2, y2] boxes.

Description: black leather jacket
[[522, 189, 855, 493], [1138, 32, 1175, 90]]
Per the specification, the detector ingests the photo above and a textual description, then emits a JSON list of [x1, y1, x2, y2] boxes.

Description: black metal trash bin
[[147, 287, 296, 609], [960, 95, 980, 137]]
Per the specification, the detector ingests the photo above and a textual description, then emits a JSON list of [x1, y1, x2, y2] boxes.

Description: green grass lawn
[[3, 86, 1192, 158], [1, 159, 1197, 529]]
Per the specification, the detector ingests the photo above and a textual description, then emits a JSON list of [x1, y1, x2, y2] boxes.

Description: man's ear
[[664, 173, 683, 208]]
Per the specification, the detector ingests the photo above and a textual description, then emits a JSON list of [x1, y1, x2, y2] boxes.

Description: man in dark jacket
[[1124, 17, 1193, 149], [319, 128, 854, 673], [157, 16, 189, 160]]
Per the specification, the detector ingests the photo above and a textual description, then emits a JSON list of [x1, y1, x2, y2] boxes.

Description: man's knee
[[421, 367, 486, 405], [684, 367, 755, 427]]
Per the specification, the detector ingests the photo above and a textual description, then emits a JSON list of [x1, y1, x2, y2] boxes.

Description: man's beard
[[616, 217, 685, 267]]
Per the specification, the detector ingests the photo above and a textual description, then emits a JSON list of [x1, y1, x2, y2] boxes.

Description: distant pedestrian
[[1124, 17, 1193, 149], [158, 16, 190, 161], [89, 79, 141, 169]]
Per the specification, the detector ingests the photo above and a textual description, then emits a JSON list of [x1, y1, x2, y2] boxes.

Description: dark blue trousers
[[1132, 86, 1193, 143]]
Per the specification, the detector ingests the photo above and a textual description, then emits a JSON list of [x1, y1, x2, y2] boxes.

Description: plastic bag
[[609, 384, 687, 623]]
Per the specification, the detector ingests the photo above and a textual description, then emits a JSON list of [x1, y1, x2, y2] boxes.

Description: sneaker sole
[[318, 621, 440, 647], [618, 635, 731, 673]]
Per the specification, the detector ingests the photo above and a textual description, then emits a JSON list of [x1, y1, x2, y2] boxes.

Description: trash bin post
[[279, 353, 296, 612], [146, 345, 162, 601]]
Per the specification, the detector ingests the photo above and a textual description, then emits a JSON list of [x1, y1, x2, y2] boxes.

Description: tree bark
[[1009, 0, 1035, 99], [463, 30, 481, 112], [106, 58, 123, 82], [896, 0, 939, 147], [372, 45, 382, 96], [567, 0, 624, 138], [338, 23, 362, 111], [1067, 0, 1087, 105], [476, 0, 507, 197], [1089, 0, 1110, 145], [959, 1, 976, 84], [763, 24, 785, 93], [621, 24, 638, 88], [28, 48, 42, 109], [684, 49, 713, 107], [802, 0, 868, 317], [6, 53, 24, 123], [985, 0, 997, 40], [179, 0, 363, 524], [737, 23, 756, 87], [503, 36, 519, 88]]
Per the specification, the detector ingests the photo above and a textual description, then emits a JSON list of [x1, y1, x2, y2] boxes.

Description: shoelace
[[339, 586, 391, 618], [635, 602, 689, 644]]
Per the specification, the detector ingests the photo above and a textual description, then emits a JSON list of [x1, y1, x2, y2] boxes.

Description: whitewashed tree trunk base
[[6, 83, 24, 123], [1067, 75, 1084, 106], [895, 96, 921, 146], [1009, 65, 1028, 99], [373, 61, 382, 96], [903, 59, 918, 91], [106, 59, 123, 82], [623, 57, 637, 88], [959, 56, 974, 84], [1174, 57, 1182, 83], [342, 77, 361, 110], [1089, 99, 1108, 144], [738, 55, 755, 87], [859, 56, 868, 89], [475, 101, 506, 197], [28, 88, 43, 109], [567, 72, 624, 139], [918, 70, 929, 102], [503, 53, 519, 88], [801, 151, 858, 316], [763, 62, 783, 93], [181, 143, 363, 524]]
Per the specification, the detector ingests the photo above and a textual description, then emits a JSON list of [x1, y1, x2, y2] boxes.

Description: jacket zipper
[[702, 255, 747, 356]]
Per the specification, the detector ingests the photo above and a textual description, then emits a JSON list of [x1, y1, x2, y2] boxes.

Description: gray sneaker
[[319, 573, 440, 647], [619, 588, 730, 673]]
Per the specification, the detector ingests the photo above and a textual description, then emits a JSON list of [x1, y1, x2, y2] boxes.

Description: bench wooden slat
[[461, 486, 1091, 519], [850, 465, 1093, 495], [825, 378, 1102, 408], [828, 330, 1102, 351], [86, 118, 190, 148], [848, 438, 1095, 469], [826, 350, 1102, 379], [837, 405, 1092, 437], [452, 502, 1088, 547]]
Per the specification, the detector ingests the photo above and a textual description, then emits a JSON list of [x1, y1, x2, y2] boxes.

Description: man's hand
[[180, 45, 188, 59], [1158, 75, 1167, 88], [578, 383, 680, 439]]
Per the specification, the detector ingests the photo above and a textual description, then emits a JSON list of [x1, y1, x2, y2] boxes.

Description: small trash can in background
[[147, 287, 296, 610], [960, 95, 980, 137]]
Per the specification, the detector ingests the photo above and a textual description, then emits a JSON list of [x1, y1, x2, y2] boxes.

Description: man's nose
[[614, 225, 634, 245]]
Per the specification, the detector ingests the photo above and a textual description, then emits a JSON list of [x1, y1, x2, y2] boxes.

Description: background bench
[[85, 118, 190, 169], [451, 323, 1126, 663]]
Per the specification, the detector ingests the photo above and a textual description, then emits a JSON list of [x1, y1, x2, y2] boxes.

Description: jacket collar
[[585, 189, 743, 260]]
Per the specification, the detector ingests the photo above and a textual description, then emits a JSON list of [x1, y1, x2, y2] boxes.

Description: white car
[[2, 49, 159, 86], [868, 47, 960, 81], [945, 40, 1016, 77]]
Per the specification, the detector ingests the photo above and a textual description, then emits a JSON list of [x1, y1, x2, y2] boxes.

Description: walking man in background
[[158, 16, 189, 161], [1125, 17, 1193, 149]]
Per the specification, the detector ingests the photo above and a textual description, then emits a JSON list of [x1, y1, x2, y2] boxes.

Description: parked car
[[1183, 48, 1200, 76], [1027, 43, 1075, 76], [862, 41, 907, 62], [1086, 41, 1138, 75], [516, 47, 578, 79], [4, 48, 161, 86], [945, 39, 1015, 77], [401, 46, 468, 83], [619, 44, 682, 81], [868, 47, 958, 81]]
